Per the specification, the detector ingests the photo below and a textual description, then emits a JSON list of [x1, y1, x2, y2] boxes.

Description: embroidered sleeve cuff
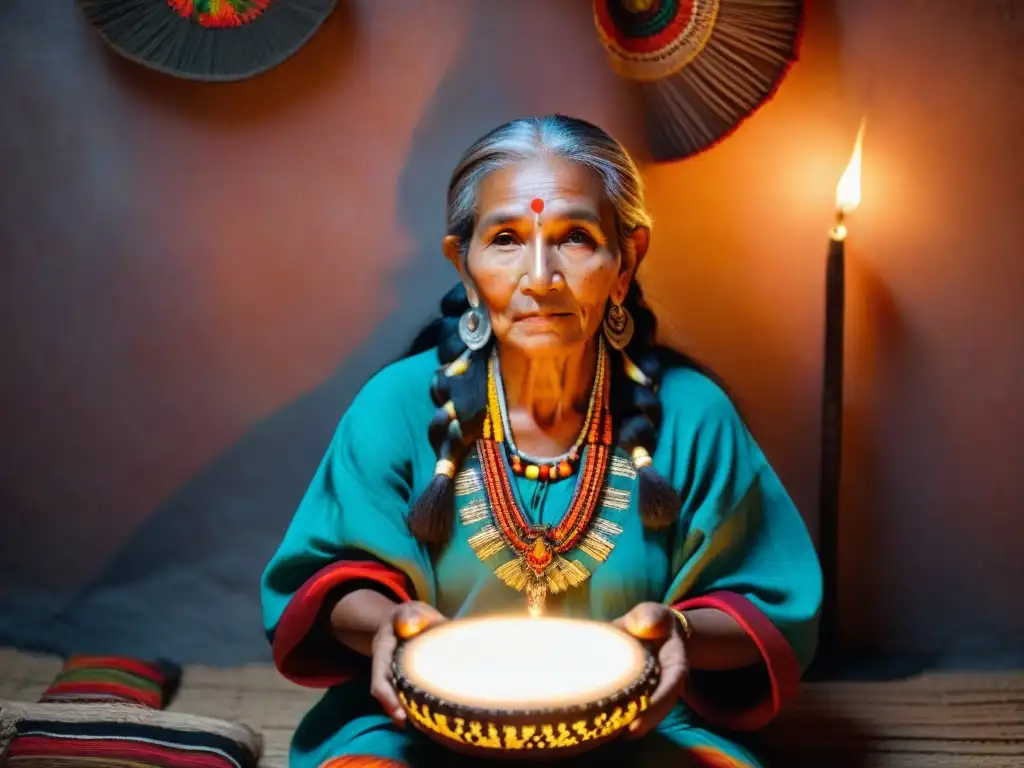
[[271, 560, 412, 688], [674, 591, 801, 730]]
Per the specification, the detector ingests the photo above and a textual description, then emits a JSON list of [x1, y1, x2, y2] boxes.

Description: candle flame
[[836, 120, 865, 214]]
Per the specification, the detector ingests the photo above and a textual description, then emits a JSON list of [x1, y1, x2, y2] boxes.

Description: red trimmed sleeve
[[271, 560, 412, 688], [674, 591, 802, 730]]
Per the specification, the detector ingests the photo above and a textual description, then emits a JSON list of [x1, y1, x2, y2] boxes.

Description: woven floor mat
[[2, 649, 1022, 767]]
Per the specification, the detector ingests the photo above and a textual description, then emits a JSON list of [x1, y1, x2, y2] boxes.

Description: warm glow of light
[[836, 119, 865, 214], [401, 617, 644, 709]]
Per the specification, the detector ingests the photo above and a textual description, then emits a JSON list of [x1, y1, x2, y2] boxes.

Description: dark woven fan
[[593, 0, 804, 161], [77, 0, 338, 82]]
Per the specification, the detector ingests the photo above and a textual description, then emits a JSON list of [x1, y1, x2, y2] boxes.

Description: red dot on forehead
[[530, 198, 545, 214]]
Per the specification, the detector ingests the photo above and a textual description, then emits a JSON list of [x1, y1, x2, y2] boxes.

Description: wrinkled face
[[444, 155, 648, 356]]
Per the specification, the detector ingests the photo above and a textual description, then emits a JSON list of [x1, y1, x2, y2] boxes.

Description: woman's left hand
[[613, 602, 688, 739]]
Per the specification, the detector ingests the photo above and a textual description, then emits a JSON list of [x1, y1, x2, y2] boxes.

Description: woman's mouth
[[516, 312, 574, 325]]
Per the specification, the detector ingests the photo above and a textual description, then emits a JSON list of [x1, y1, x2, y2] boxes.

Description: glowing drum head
[[392, 617, 658, 759]]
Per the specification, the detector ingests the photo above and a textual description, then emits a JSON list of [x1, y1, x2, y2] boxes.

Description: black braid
[[610, 281, 689, 530], [405, 284, 490, 545]]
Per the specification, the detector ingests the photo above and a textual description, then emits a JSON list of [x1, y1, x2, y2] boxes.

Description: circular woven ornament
[[77, 0, 338, 81], [594, 0, 804, 161]]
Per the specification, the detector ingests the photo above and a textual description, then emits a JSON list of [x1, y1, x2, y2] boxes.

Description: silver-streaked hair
[[445, 114, 652, 257]]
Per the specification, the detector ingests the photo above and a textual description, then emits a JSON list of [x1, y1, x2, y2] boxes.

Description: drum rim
[[391, 620, 660, 724]]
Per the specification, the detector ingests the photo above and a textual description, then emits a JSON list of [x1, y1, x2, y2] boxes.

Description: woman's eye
[[491, 232, 519, 248], [563, 228, 596, 247]]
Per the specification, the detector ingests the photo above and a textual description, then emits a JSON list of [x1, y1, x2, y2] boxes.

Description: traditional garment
[[261, 349, 822, 768]]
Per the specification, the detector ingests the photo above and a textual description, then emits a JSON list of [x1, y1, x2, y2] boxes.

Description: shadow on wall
[[838, 256, 907, 654], [23, 0, 645, 665]]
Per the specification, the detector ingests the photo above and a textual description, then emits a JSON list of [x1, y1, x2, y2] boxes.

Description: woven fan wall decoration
[[593, 0, 804, 161], [77, 0, 338, 81]]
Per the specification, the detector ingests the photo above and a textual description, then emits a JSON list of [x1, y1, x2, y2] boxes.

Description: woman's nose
[[522, 238, 558, 295]]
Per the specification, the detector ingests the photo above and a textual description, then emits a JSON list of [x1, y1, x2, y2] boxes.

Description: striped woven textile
[[39, 656, 182, 709], [0, 699, 262, 768]]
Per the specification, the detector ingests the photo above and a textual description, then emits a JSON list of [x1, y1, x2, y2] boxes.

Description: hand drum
[[392, 616, 659, 760]]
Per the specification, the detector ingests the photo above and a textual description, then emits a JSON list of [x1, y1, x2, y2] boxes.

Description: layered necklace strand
[[478, 338, 613, 616], [492, 351, 601, 482]]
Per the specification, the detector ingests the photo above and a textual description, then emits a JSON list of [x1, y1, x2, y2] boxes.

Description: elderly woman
[[261, 115, 821, 768]]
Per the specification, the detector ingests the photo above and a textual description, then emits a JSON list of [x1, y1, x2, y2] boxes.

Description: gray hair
[[445, 115, 651, 257]]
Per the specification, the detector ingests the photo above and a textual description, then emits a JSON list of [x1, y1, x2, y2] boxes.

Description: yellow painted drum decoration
[[392, 617, 659, 760]]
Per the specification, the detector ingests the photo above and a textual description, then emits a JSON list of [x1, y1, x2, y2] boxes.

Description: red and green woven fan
[[593, 0, 804, 161], [77, 0, 338, 81]]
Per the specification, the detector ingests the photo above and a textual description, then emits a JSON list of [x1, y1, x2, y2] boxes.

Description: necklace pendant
[[525, 535, 553, 573]]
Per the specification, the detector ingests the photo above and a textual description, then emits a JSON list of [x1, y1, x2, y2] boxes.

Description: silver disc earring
[[458, 305, 492, 351], [603, 302, 634, 350]]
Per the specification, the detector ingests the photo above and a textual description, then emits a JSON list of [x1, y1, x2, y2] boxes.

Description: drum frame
[[391, 623, 660, 758]]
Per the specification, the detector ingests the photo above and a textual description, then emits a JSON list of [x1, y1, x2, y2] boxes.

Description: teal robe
[[261, 349, 822, 768]]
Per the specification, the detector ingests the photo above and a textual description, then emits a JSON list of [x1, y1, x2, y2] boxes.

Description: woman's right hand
[[370, 601, 446, 726]]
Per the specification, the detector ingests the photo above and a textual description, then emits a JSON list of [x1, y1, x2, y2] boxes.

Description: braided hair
[[405, 114, 690, 545]]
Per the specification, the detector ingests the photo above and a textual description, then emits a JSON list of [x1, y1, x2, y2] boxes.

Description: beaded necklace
[[471, 338, 616, 615], [492, 350, 600, 481]]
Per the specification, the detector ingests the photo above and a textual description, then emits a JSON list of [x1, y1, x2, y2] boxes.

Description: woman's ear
[[614, 226, 650, 302], [443, 235, 478, 305], [627, 225, 650, 271], [442, 235, 462, 270]]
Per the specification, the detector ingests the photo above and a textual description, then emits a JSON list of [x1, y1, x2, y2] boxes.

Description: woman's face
[[444, 156, 649, 356]]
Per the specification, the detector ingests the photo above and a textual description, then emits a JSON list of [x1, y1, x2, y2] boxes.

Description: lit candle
[[818, 121, 864, 660]]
